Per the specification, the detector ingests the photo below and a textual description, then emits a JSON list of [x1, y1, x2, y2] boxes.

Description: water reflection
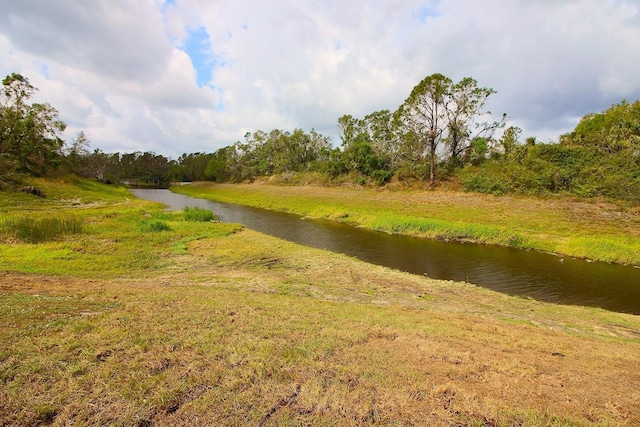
[[131, 189, 640, 314]]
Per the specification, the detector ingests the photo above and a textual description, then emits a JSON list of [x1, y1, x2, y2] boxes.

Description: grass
[[1, 178, 639, 426], [183, 205, 217, 222], [0, 213, 84, 243], [173, 182, 640, 266]]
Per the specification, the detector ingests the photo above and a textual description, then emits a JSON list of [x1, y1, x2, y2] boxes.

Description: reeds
[[182, 206, 217, 222], [1, 214, 83, 243]]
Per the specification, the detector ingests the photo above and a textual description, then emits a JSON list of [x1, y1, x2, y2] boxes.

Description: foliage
[[460, 100, 640, 201], [341, 140, 392, 185], [560, 100, 640, 153], [5, 72, 636, 202], [394, 74, 502, 185], [0, 73, 66, 180], [395, 73, 452, 185]]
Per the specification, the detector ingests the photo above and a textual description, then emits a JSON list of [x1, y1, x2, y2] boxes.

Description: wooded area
[[2, 72, 639, 201]]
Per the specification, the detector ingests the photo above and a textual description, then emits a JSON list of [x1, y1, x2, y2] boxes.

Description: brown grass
[[2, 228, 639, 426]]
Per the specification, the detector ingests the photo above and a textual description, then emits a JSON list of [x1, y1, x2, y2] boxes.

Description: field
[[173, 182, 640, 266], [1, 178, 639, 426]]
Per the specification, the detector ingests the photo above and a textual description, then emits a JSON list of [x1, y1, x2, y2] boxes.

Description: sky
[[1, 0, 639, 159]]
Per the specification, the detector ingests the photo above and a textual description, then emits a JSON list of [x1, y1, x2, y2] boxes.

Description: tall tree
[[0, 73, 66, 179], [445, 77, 503, 163], [396, 73, 502, 184], [396, 73, 452, 185]]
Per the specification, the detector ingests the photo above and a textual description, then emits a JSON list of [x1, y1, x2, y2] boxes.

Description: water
[[131, 189, 640, 315]]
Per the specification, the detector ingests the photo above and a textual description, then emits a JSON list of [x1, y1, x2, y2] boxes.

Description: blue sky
[[0, 0, 639, 158], [182, 26, 213, 87]]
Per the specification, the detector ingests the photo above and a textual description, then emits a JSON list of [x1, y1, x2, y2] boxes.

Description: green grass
[[0, 180, 241, 278]]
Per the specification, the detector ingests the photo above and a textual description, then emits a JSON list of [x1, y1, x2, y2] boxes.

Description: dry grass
[[2, 228, 639, 426], [2, 179, 639, 426]]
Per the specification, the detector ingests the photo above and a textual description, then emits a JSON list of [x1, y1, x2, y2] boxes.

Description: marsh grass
[[139, 219, 172, 232], [0, 214, 84, 243], [365, 214, 525, 246], [183, 206, 217, 222]]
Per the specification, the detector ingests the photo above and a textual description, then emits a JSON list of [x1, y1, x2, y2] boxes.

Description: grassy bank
[[1, 179, 640, 426], [172, 182, 640, 266]]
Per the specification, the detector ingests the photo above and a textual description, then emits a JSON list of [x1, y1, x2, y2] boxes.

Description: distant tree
[[0, 73, 66, 179], [204, 148, 231, 182], [337, 114, 360, 147], [176, 152, 213, 181], [499, 126, 522, 159], [64, 130, 91, 175], [86, 149, 116, 182]]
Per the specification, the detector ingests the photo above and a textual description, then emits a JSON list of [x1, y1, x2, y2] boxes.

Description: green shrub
[[460, 167, 512, 195], [1, 214, 84, 243], [183, 206, 217, 222]]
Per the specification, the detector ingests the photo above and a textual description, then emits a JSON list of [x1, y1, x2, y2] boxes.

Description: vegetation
[[183, 206, 217, 222], [460, 100, 640, 201], [1, 179, 639, 426], [2, 72, 638, 204], [0, 213, 83, 243], [0, 73, 66, 184], [395, 74, 503, 185], [1, 71, 638, 424]]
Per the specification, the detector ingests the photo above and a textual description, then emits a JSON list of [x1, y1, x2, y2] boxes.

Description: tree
[[64, 130, 91, 175], [499, 126, 522, 159], [0, 73, 66, 179], [204, 148, 232, 182], [395, 73, 502, 185], [86, 149, 116, 181], [395, 73, 452, 185], [445, 77, 504, 164]]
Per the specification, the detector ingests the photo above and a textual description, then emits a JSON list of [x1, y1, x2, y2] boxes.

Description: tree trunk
[[429, 144, 436, 186]]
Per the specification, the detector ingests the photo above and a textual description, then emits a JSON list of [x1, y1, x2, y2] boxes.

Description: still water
[[131, 189, 640, 315]]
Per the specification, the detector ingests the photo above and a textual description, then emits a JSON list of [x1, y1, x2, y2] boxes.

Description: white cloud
[[1, 0, 639, 158]]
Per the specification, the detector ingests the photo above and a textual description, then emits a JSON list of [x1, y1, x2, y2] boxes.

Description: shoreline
[[172, 182, 640, 267]]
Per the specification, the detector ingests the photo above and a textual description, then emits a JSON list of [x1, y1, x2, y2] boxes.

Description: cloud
[[1, 0, 639, 157]]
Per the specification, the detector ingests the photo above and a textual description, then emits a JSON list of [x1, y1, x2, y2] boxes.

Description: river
[[131, 189, 640, 315]]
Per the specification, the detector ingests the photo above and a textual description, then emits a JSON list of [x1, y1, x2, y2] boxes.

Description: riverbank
[[2, 179, 640, 425], [172, 182, 640, 266]]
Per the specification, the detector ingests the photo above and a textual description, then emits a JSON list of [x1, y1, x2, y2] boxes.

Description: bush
[[461, 170, 511, 195], [183, 206, 217, 222], [370, 169, 393, 186], [1, 214, 83, 243]]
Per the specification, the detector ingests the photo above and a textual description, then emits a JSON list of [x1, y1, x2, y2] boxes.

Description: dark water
[[131, 189, 640, 315]]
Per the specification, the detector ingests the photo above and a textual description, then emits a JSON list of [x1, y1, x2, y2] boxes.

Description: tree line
[[2, 72, 638, 200]]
